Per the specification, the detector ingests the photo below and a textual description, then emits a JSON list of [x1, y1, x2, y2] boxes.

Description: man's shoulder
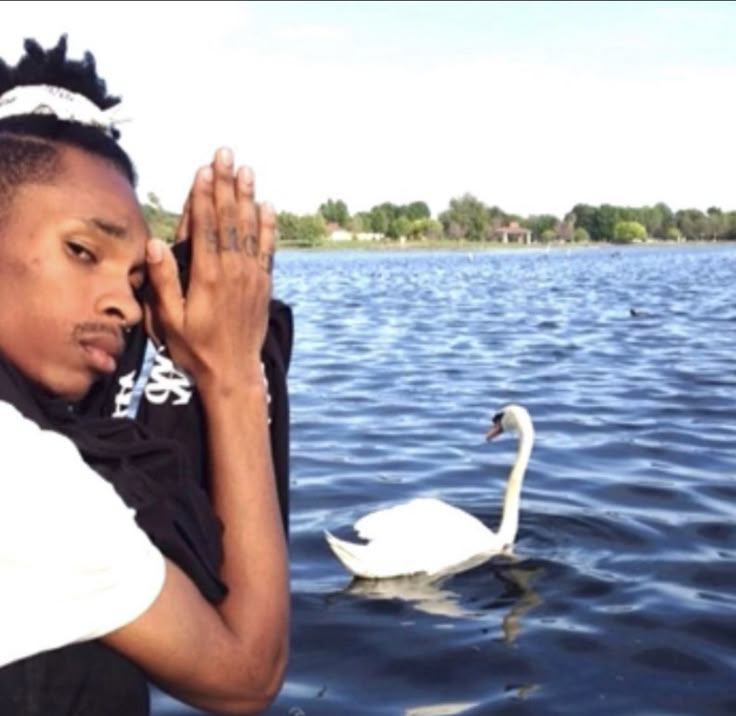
[[0, 398, 23, 423], [0, 398, 52, 440]]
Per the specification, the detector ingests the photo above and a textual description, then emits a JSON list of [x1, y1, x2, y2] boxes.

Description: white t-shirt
[[0, 399, 166, 668]]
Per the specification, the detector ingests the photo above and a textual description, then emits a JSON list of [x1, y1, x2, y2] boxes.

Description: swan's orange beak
[[485, 424, 503, 441]]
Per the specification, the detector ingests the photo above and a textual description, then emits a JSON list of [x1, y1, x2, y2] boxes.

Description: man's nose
[[96, 283, 143, 328]]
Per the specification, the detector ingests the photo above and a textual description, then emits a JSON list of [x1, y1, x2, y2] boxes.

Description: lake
[[155, 243, 736, 716]]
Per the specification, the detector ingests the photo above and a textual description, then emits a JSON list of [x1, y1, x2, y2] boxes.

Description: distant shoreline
[[278, 239, 735, 252]]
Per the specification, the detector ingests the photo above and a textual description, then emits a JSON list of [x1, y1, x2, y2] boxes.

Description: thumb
[[146, 238, 184, 335]]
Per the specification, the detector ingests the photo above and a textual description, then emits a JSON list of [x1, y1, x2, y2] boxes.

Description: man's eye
[[66, 241, 96, 263]]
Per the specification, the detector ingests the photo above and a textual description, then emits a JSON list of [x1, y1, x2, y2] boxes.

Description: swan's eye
[[492, 411, 504, 425]]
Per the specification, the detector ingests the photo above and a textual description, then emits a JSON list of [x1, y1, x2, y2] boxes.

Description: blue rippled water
[[156, 243, 736, 716]]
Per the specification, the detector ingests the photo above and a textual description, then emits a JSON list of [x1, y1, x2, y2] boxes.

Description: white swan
[[324, 404, 534, 579]]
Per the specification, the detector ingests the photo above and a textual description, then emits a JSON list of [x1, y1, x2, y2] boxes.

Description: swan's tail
[[324, 530, 373, 578]]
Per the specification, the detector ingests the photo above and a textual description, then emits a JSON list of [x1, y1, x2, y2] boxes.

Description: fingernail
[[238, 165, 254, 187], [219, 147, 233, 167], [147, 238, 165, 264], [200, 166, 213, 184]]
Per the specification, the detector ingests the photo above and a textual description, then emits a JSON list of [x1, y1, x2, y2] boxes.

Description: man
[[0, 36, 289, 715]]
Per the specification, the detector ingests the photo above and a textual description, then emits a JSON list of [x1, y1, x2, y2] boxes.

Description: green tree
[[527, 214, 558, 240], [595, 204, 622, 242], [387, 216, 411, 240], [446, 220, 464, 241], [405, 201, 431, 221], [277, 212, 326, 246], [367, 206, 388, 234], [276, 212, 301, 244], [640, 202, 672, 238], [541, 228, 556, 242], [353, 211, 374, 233], [349, 214, 366, 233], [318, 198, 350, 227], [406, 218, 442, 240], [706, 206, 725, 239], [654, 202, 674, 234], [557, 212, 576, 242], [300, 214, 328, 246], [675, 208, 708, 240], [141, 192, 178, 242], [147, 192, 163, 213], [570, 204, 598, 240], [573, 226, 590, 242], [439, 193, 490, 242], [724, 212, 736, 239], [613, 220, 646, 243]]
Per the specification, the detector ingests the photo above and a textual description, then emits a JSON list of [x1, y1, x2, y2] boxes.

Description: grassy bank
[[279, 238, 563, 251], [278, 238, 734, 251]]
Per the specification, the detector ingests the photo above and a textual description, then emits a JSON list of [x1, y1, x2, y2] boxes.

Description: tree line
[[141, 191, 736, 246], [276, 195, 736, 246]]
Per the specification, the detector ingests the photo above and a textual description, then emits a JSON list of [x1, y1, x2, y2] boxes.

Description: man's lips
[[79, 332, 124, 374]]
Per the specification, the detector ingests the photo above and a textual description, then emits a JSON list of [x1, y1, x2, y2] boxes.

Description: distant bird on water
[[324, 404, 535, 579]]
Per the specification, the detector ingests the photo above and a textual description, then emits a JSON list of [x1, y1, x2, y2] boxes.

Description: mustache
[[72, 322, 124, 340]]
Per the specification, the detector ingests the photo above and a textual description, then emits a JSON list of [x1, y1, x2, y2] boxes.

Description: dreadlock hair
[[0, 35, 137, 222]]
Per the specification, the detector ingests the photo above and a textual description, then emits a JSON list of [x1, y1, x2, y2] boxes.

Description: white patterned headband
[[0, 84, 123, 139]]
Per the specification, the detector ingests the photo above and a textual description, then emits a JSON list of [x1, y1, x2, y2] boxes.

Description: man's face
[[0, 145, 149, 400]]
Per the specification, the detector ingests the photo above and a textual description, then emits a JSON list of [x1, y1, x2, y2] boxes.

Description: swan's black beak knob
[[485, 411, 504, 441]]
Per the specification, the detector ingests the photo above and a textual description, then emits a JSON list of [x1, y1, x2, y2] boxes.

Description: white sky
[[2, 0, 735, 218]]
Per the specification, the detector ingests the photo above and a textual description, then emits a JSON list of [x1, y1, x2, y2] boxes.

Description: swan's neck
[[496, 427, 533, 547]]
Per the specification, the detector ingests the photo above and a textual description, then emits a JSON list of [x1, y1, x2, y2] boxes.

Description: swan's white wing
[[326, 498, 501, 579], [325, 529, 426, 579], [354, 497, 490, 543]]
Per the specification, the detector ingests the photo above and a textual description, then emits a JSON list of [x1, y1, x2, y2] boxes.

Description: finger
[[145, 238, 185, 334], [235, 165, 258, 257], [174, 194, 191, 244], [213, 147, 240, 254], [257, 202, 277, 276], [188, 164, 220, 282]]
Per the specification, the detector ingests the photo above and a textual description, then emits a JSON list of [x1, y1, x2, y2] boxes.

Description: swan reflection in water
[[339, 558, 543, 644]]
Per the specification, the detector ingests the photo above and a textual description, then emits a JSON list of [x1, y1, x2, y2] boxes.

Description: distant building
[[328, 228, 353, 241], [492, 221, 532, 244], [327, 223, 385, 241]]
